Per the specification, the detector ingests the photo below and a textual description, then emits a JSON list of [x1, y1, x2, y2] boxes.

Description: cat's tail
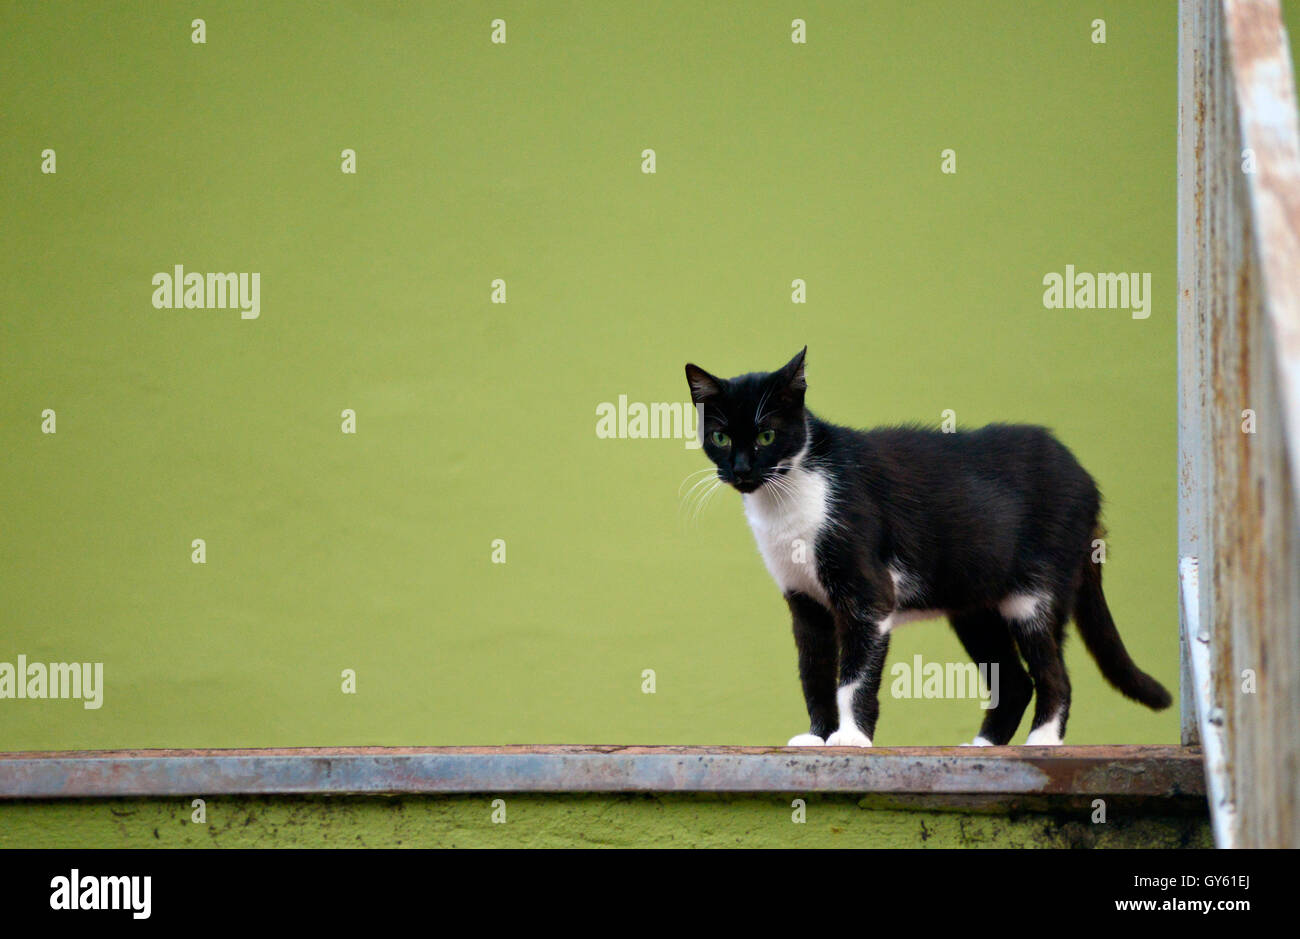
[[1073, 555, 1172, 710]]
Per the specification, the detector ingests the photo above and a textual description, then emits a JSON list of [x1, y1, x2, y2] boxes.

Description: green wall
[[0, 796, 1210, 849], [3, 0, 1295, 756]]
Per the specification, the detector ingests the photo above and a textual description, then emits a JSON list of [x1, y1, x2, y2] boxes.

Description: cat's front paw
[[960, 736, 994, 747], [825, 729, 873, 748], [786, 733, 825, 747]]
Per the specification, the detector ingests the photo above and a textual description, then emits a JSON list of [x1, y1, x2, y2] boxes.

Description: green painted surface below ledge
[[0, 794, 1212, 849]]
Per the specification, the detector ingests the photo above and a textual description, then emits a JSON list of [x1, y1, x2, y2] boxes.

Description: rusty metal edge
[[0, 746, 1204, 799], [1179, 556, 1238, 846], [1176, 0, 1206, 750]]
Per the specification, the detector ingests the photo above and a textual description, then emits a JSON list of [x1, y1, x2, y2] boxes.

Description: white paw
[[825, 729, 873, 748], [1024, 730, 1063, 746], [786, 733, 825, 747], [1024, 711, 1064, 746], [961, 736, 994, 747]]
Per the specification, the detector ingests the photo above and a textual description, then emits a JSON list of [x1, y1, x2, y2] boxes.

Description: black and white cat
[[684, 348, 1171, 747]]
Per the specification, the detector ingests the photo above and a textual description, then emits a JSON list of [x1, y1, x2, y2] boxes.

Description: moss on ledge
[[0, 793, 1211, 848]]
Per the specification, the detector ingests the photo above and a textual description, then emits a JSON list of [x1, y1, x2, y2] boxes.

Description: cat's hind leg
[[948, 609, 1034, 746], [1003, 594, 1071, 745]]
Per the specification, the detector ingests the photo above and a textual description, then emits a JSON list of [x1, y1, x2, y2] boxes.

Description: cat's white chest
[[742, 465, 831, 607]]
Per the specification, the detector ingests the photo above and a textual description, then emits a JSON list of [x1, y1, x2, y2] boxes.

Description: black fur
[[685, 348, 1171, 745]]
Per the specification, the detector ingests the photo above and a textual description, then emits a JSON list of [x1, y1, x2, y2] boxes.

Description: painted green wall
[[0, 797, 1211, 849], [3, 1, 1298, 758]]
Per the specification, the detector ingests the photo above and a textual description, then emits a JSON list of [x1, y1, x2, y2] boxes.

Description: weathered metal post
[[1178, 0, 1300, 848]]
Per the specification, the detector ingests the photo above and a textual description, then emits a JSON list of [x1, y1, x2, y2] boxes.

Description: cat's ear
[[775, 346, 808, 395], [685, 363, 725, 404]]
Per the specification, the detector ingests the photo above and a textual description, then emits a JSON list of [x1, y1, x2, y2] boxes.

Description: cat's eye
[[756, 429, 776, 446], [711, 431, 731, 448]]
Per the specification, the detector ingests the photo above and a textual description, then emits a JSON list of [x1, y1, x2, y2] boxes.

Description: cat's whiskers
[[679, 472, 721, 512], [762, 471, 798, 514], [678, 466, 720, 497], [755, 471, 784, 507], [689, 479, 723, 523], [679, 468, 728, 524]]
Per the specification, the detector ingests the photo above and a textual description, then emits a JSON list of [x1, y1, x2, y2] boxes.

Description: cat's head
[[684, 347, 810, 494]]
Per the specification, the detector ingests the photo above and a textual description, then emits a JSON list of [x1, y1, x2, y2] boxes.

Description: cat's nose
[[733, 454, 752, 476]]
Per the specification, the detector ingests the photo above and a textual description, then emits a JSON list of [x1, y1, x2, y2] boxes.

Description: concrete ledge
[[0, 745, 1204, 800]]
